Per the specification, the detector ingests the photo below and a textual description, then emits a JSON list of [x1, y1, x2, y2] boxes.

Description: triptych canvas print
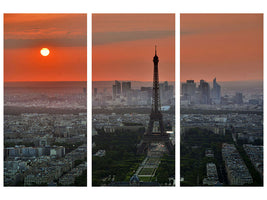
[[3, 13, 263, 187]]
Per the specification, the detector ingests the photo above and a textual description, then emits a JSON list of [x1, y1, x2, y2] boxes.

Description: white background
[[0, 0, 266, 200]]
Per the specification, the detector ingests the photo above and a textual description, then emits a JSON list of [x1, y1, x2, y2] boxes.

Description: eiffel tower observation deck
[[137, 46, 174, 154]]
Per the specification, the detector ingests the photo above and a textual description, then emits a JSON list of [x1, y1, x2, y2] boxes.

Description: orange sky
[[92, 14, 175, 82], [181, 14, 263, 82], [4, 14, 87, 82]]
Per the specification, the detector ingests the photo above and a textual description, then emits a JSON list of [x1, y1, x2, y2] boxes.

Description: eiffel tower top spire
[[152, 46, 160, 113], [153, 45, 159, 63]]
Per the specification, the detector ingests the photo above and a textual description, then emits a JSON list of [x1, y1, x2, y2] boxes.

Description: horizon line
[[180, 79, 263, 83], [92, 80, 175, 82], [4, 80, 87, 83]]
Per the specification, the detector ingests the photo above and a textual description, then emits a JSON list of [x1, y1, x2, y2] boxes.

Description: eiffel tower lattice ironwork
[[137, 46, 174, 154]]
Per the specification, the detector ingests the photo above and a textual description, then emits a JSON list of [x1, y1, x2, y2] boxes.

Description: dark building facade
[[122, 81, 131, 97], [112, 80, 121, 99], [199, 79, 210, 104]]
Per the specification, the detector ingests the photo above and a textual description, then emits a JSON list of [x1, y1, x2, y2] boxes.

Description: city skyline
[[92, 14, 175, 82], [4, 14, 87, 82], [180, 14, 263, 187], [181, 14, 263, 82]]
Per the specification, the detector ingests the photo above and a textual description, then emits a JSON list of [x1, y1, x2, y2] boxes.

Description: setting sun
[[40, 48, 50, 56]]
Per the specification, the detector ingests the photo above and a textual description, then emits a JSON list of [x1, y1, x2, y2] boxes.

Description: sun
[[40, 48, 50, 56]]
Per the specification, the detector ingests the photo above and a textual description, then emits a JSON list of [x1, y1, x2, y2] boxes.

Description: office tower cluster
[[112, 81, 134, 104], [182, 78, 265, 107], [181, 78, 221, 105], [114, 80, 174, 106], [93, 80, 174, 107]]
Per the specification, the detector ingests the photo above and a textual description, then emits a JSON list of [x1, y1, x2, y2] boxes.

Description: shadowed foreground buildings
[[180, 78, 263, 186], [4, 82, 87, 186], [203, 163, 221, 186], [222, 143, 253, 185], [243, 144, 263, 178]]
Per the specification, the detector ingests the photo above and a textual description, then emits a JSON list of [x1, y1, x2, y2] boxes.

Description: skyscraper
[[199, 80, 210, 104], [122, 81, 131, 97], [159, 81, 174, 105], [235, 92, 243, 104], [211, 78, 221, 104], [112, 80, 121, 99], [182, 80, 196, 97]]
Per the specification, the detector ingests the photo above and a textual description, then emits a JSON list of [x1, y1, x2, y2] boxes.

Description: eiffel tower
[[137, 46, 174, 154]]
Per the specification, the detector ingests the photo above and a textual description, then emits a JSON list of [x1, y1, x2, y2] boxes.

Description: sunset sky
[[4, 14, 87, 82], [92, 14, 175, 82], [181, 14, 263, 82]]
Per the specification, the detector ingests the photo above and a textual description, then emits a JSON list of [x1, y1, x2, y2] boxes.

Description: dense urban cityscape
[[92, 79, 175, 186], [4, 82, 87, 186], [180, 78, 263, 186]]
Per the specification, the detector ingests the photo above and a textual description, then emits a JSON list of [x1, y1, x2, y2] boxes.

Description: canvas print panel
[[180, 14, 263, 186], [92, 14, 175, 186], [4, 14, 87, 186]]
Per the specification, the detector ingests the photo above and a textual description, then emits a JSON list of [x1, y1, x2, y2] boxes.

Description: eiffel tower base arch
[[137, 133, 174, 155]]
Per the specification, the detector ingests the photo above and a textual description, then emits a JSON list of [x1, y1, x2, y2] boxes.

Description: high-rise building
[[141, 87, 152, 95], [211, 78, 221, 104], [199, 79, 210, 104], [235, 92, 243, 104], [181, 80, 196, 104], [122, 81, 131, 97], [112, 80, 121, 99], [159, 81, 174, 105], [141, 87, 153, 105], [182, 80, 196, 96]]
